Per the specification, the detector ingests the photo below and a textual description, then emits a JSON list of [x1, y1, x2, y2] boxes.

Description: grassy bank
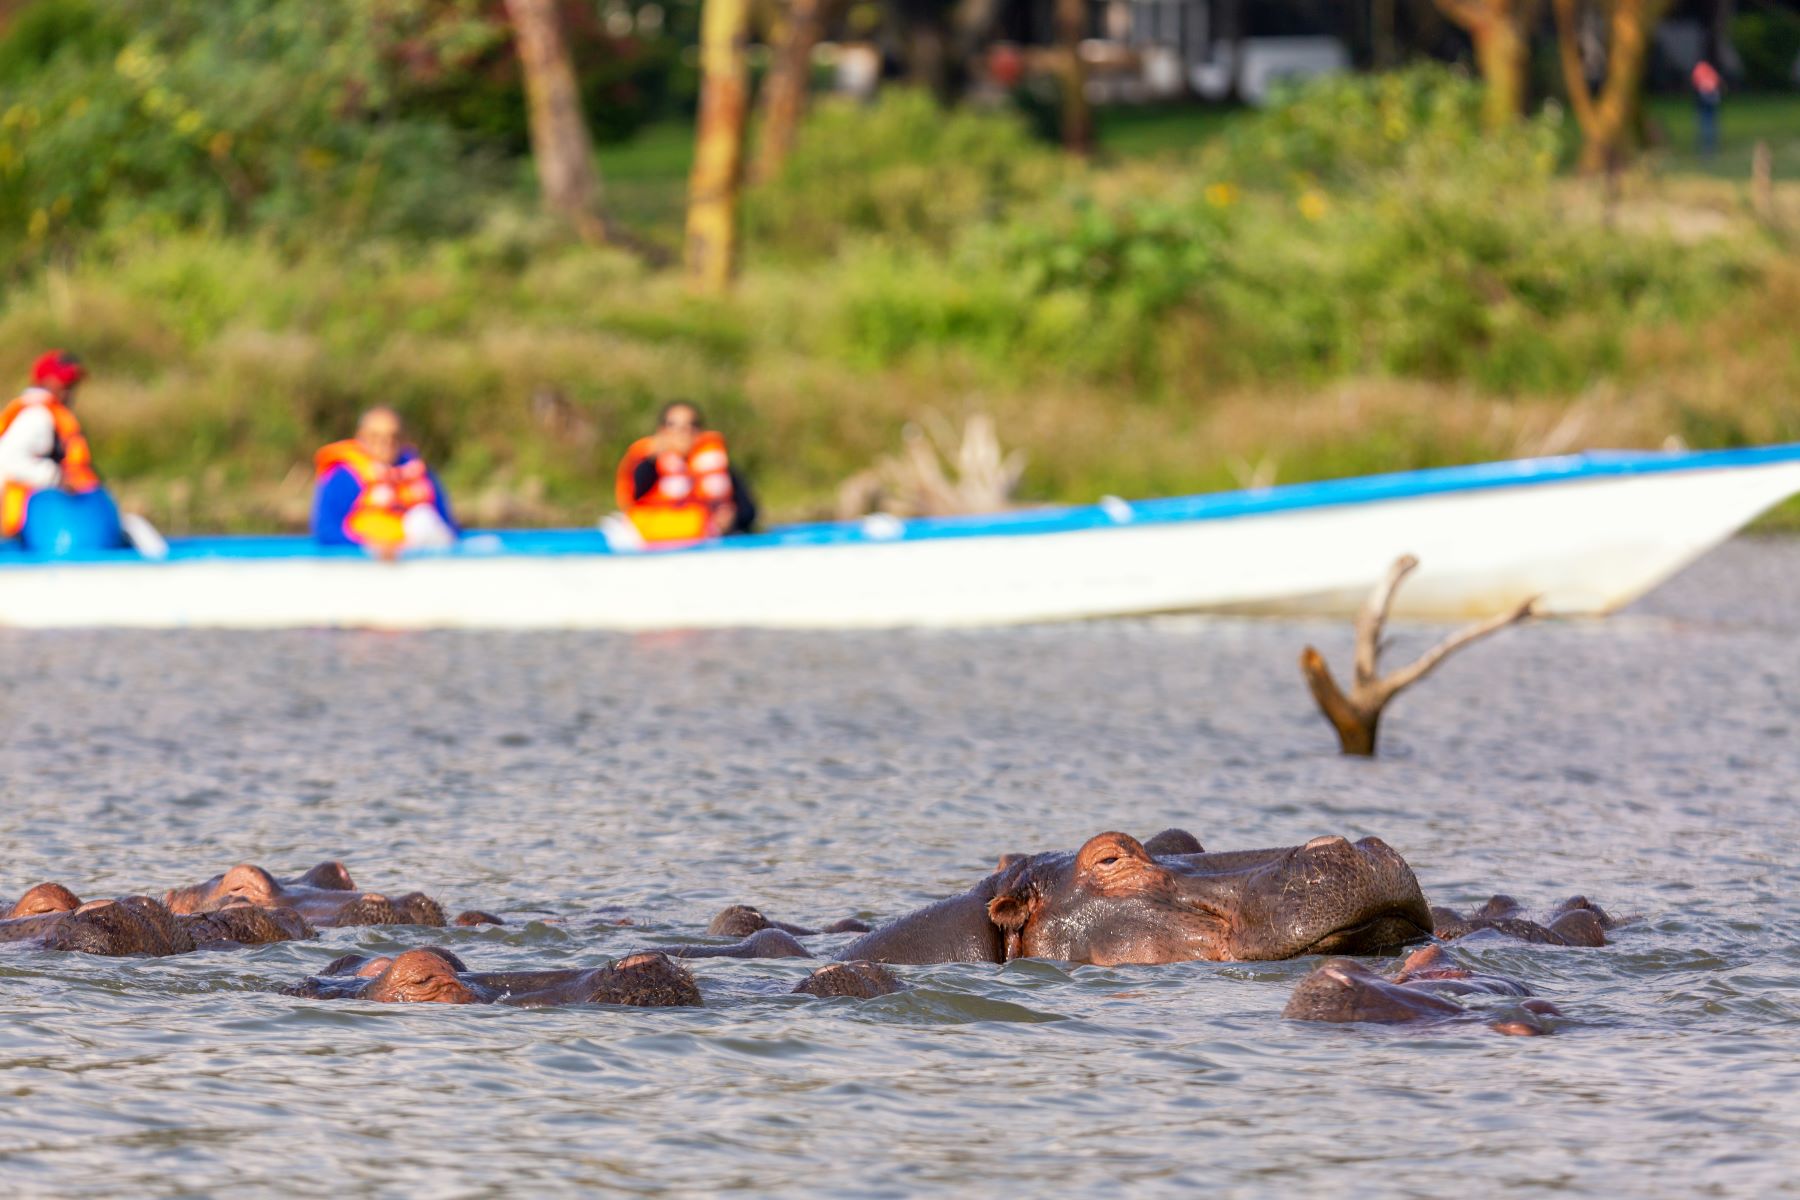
[[3, 76, 1798, 534]]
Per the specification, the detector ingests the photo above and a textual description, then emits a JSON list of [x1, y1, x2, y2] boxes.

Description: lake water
[[2, 539, 1797, 1197]]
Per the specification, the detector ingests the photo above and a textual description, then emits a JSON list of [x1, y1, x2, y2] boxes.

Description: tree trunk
[[687, 0, 753, 292], [503, 0, 609, 244], [1374, 0, 1400, 68], [1553, 0, 1672, 173], [753, 0, 827, 183], [1218, 0, 1246, 103], [951, 0, 1004, 76], [907, 20, 952, 97], [1434, 0, 1537, 128], [1705, 0, 1734, 69], [1054, 0, 1092, 154], [1472, 13, 1529, 126]]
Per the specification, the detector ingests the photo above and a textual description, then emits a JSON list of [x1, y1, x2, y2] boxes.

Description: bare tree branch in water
[[1300, 555, 1536, 756]]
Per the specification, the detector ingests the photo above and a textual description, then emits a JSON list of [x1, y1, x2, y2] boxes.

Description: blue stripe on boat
[[6, 442, 1799, 568]]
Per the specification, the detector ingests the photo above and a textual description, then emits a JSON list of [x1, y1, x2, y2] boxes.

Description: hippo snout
[[1222, 835, 1433, 961]]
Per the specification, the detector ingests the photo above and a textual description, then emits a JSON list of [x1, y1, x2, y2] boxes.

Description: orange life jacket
[[615, 431, 734, 543], [314, 439, 438, 548], [0, 392, 98, 538]]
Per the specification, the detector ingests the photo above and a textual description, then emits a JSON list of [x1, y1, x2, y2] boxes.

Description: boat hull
[[3, 450, 1798, 629]]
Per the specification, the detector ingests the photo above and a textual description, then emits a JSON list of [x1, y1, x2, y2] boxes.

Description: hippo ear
[[987, 889, 1032, 932], [296, 861, 356, 891], [987, 873, 1044, 963]]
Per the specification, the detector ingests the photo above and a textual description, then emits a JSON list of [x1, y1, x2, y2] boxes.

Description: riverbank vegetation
[[1, 0, 1797, 531]]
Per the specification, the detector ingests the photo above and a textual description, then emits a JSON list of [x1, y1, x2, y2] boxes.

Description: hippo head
[[986, 832, 1433, 965], [164, 864, 284, 914], [8, 882, 82, 918], [163, 863, 445, 928], [364, 948, 484, 1004]]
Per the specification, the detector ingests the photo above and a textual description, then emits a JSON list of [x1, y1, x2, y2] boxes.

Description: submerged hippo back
[[44, 897, 197, 957]]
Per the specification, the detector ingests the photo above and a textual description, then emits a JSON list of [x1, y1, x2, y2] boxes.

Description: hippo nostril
[[1302, 835, 1351, 852]]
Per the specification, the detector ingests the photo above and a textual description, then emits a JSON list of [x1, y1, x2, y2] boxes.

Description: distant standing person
[[312, 406, 457, 557], [615, 401, 757, 542], [1692, 59, 1722, 157], [0, 350, 99, 539]]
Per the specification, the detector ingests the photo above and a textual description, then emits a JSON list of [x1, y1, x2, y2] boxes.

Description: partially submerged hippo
[[836, 831, 1433, 966], [1432, 895, 1619, 947], [706, 905, 870, 939], [285, 947, 903, 1005], [0, 892, 314, 956], [163, 862, 452, 928], [288, 948, 705, 1006], [1284, 944, 1561, 1036]]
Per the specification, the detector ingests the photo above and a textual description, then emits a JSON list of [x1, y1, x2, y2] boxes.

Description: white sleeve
[[0, 406, 65, 490]]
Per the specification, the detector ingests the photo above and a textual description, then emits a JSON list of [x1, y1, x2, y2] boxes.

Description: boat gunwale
[[5, 442, 1799, 571]]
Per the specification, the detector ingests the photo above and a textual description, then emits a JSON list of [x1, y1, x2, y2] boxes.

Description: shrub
[[1207, 63, 1566, 188], [824, 67, 1753, 394], [744, 89, 1066, 259], [0, 0, 504, 272]]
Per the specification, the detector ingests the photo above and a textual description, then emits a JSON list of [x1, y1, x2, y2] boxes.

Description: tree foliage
[[0, 0, 685, 271]]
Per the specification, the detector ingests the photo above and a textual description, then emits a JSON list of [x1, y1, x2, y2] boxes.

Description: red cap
[[31, 350, 85, 389]]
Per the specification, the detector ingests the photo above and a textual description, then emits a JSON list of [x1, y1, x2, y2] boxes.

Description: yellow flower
[[175, 110, 204, 137], [1297, 189, 1328, 222], [1204, 182, 1239, 209], [28, 209, 48, 240], [115, 42, 159, 81]]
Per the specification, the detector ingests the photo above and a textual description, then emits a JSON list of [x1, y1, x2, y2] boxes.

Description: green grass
[[596, 119, 694, 242], [1646, 91, 1800, 179], [1093, 103, 1242, 159]]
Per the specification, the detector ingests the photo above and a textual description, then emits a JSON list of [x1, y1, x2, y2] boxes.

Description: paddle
[[120, 511, 169, 561]]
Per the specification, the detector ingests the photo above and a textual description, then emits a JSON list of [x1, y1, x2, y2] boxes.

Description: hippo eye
[[1097, 855, 1119, 867]]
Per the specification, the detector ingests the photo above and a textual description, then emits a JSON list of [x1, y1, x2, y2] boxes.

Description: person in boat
[[311, 406, 457, 557], [0, 350, 100, 540], [615, 401, 757, 543]]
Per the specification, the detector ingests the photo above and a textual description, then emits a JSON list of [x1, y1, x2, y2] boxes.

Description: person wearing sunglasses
[[614, 401, 757, 543]]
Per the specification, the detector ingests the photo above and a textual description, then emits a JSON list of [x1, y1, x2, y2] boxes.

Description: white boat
[[3, 444, 1798, 630]]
